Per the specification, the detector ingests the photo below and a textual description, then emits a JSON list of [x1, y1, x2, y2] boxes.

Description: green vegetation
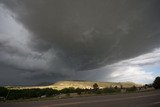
[[60, 87, 76, 94], [153, 76, 160, 89], [93, 83, 99, 90], [1, 78, 158, 101], [0, 88, 59, 101], [0, 86, 139, 101], [0, 87, 8, 97], [126, 85, 137, 92], [102, 87, 121, 93]]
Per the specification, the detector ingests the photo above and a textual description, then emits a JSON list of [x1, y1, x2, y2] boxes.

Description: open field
[[0, 90, 160, 107]]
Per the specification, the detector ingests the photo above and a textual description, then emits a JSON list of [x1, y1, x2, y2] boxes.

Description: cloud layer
[[76, 48, 160, 84], [0, 0, 160, 85]]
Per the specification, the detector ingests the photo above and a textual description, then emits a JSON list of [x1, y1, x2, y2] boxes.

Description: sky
[[0, 0, 160, 85]]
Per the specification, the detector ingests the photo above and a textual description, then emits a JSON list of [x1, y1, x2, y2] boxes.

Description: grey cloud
[[2, 0, 160, 70], [0, 4, 75, 85], [0, 0, 160, 85], [0, 63, 33, 86], [28, 72, 69, 84]]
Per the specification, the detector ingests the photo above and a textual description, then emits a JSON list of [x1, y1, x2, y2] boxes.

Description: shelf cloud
[[0, 0, 160, 85]]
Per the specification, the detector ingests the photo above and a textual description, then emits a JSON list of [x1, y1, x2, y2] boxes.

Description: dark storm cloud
[[2, 0, 160, 70], [0, 63, 33, 86], [28, 72, 68, 83], [0, 0, 160, 85]]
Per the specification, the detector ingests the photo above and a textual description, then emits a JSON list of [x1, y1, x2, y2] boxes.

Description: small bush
[[0, 87, 8, 97], [126, 86, 137, 92], [7, 88, 59, 100], [76, 88, 82, 95], [60, 87, 76, 94], [95, 89, 102, 94], [153, 77, 160, 89], [93, 83, 99, 90], [102, 87, 121, 93]]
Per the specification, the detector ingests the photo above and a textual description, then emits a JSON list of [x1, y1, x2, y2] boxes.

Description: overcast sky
[[0, 0, 160, 85]]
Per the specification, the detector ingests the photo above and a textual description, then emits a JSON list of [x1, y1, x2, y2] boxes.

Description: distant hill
[[7, 80, 142, 90], [50, 80, 142, 90]]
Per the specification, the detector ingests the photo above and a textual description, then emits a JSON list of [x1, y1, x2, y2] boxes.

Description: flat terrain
[[0, 90, 160, 107]]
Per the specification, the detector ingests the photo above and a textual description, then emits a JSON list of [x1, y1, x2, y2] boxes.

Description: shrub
[[75, 88, 82, 95], [153, 77, 160, 89], [93, 83, 99, 90], [126, 86, 137, 92], [102, 87, 121, 93], [0, 87, 8, 97], [60, 87, 76, 94], [95, 89, 102, 94], [7, 88, 59, 100]]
